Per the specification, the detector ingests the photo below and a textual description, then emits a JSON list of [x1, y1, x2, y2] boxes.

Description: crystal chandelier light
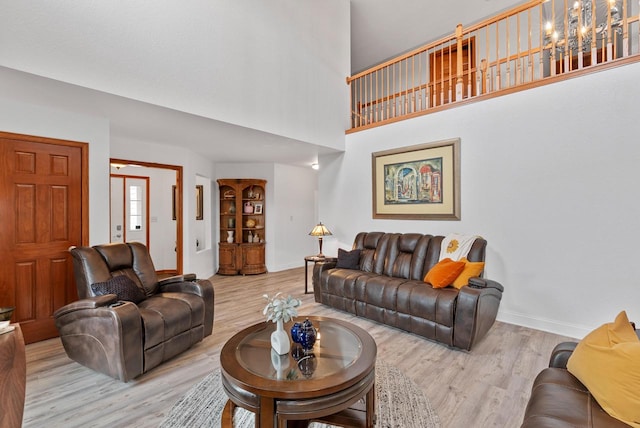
[[545, 0, 623, 53]]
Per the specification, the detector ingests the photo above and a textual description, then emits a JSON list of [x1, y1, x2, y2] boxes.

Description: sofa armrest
[[53, 295, 118, 317], [548, 342, 578, 369], [53, 300, 143, 382], [157, 273, 197, 286], [468, 277, 504, 293], [158, 278, 211, 297], [312, 260, 337, 302], [453, 281, 504, 350], [158, 278, 214, 336]]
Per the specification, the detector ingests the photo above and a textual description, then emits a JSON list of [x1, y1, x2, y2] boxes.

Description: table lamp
[[308, 222, 332, 258]]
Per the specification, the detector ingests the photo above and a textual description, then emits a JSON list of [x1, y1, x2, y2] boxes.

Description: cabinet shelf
[[217, 178, 267, 276]]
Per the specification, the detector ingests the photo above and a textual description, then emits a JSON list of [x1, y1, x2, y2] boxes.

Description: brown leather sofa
[[54, 242, 214, 382], [521, 330, 639, 427], [312, 232, 503, 350]]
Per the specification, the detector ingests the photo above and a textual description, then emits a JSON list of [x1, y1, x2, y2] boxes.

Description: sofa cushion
[[398, 282, 458, 328], [138, 296, 192, 339], [335, 248, 361, 269], [452, 257, 485, 289], [566, 311, 640, 427], [91, 275, 147, 304], [424, 258, 465, 288]]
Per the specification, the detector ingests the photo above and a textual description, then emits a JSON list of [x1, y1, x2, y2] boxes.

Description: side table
[[0, 324, 26, 428], [304, 255, 337, 294]]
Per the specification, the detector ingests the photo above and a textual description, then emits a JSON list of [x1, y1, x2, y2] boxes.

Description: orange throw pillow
[[424, 258, 465, 288], [452, 257, 485, 289], [567, 311, 640, 428]]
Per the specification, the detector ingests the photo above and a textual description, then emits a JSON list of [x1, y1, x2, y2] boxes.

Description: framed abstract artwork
[[372, 138, 460, 220], [172, 185, 177, 220], [196, 185, 204, 220]]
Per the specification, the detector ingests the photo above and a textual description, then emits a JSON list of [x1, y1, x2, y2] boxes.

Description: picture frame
[[254, 203, 263, 214], [172, 185, 177, 220], [372, 138, 461, 220], [196, 185, 204, 220]]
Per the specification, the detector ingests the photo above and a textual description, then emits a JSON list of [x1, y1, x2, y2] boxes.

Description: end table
[[304, 255, 337, 294]]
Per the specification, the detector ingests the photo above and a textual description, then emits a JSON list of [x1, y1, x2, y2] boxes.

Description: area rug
[[160, 359, 440, 428]]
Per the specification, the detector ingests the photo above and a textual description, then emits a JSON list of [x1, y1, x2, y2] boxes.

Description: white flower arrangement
[[263, 292, 302, 323]]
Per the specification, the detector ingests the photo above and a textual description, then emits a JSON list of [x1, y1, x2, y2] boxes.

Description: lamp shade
[[309, 222, 332, 257], [308, 222, 332, 237]]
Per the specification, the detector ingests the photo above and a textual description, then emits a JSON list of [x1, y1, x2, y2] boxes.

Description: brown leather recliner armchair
[[521, 328, 640, 427], [54, 242, 214, 382]]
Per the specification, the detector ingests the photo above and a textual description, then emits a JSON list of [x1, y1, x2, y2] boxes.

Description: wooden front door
[[0, 132, 87, 344]]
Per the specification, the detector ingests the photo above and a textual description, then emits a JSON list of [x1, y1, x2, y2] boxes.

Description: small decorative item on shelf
[[226, 230, 234, 243], [247, 186, 254, 199], [247, 231, 253, 243], [227, 217, 235, 228], [223, 190, 235, 199], [245, 218, 256, 228], [229, 203, 235, 214], [244, 201, 254, 214], [291, 322, 302, 343], [298, 318, 317, 351], [263, 292, 302, 355], [253, 233, 260, 243]]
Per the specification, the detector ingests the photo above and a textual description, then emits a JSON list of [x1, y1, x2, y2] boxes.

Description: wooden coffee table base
[[221, 374, 374, 428]]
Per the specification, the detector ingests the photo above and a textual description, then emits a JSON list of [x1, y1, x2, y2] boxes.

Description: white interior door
[[125, 177, 148, 246]]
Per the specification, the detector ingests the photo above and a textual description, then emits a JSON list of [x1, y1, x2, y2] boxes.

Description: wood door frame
[[110, 158, 183, 274], [0, 131, 89, 246]]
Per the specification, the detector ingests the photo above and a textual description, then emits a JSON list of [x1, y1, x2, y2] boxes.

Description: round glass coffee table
[[220, 316, 377, 428]]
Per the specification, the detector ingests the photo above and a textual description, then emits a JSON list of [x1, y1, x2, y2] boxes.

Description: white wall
[[0, 97, 111, 245], [320, 62, 640, 339], [214, 163, 318, 273], [0, 0, 350, 152], [272, 164, 319, 270]]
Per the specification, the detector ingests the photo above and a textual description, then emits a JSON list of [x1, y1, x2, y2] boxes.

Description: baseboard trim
[[497, 310, 590, 340]]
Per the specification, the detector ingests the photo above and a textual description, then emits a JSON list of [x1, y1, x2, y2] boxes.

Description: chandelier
[[544, 0, 623, 53]]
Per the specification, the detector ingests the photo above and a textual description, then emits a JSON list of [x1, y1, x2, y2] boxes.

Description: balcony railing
[[347, 0, 640, 132]]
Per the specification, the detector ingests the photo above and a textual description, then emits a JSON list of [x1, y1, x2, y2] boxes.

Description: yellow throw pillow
[[452, 257, 485, 289], [424, 258, 465, 288], [567, 311, 640, 428]]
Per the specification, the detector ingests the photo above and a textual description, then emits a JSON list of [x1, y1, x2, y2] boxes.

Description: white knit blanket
[[439, 233, 479, 261]]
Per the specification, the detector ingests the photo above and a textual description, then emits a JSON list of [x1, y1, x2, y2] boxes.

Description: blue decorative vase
[[290, 322, 302, 343], [299, 318, 317, 351]]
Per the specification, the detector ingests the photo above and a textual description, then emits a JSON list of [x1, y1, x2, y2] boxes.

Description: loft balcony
[[347, 0, 640, 132]]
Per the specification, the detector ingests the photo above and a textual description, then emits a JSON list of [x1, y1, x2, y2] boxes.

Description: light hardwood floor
[[23, 268, 572, 427]]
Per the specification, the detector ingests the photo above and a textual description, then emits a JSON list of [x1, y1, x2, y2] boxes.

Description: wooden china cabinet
[[217, 179, 267, 275]]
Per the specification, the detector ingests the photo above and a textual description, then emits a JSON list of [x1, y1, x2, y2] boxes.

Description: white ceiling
[[350, 0, 524, 73], [2, 0, 526, 166]]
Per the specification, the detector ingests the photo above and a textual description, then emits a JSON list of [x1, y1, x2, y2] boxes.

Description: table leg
[[221, 400, 235, 428], [260, 396, 275, 428], [366, 381, 375, 428], [304, 260, 310, 294]]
